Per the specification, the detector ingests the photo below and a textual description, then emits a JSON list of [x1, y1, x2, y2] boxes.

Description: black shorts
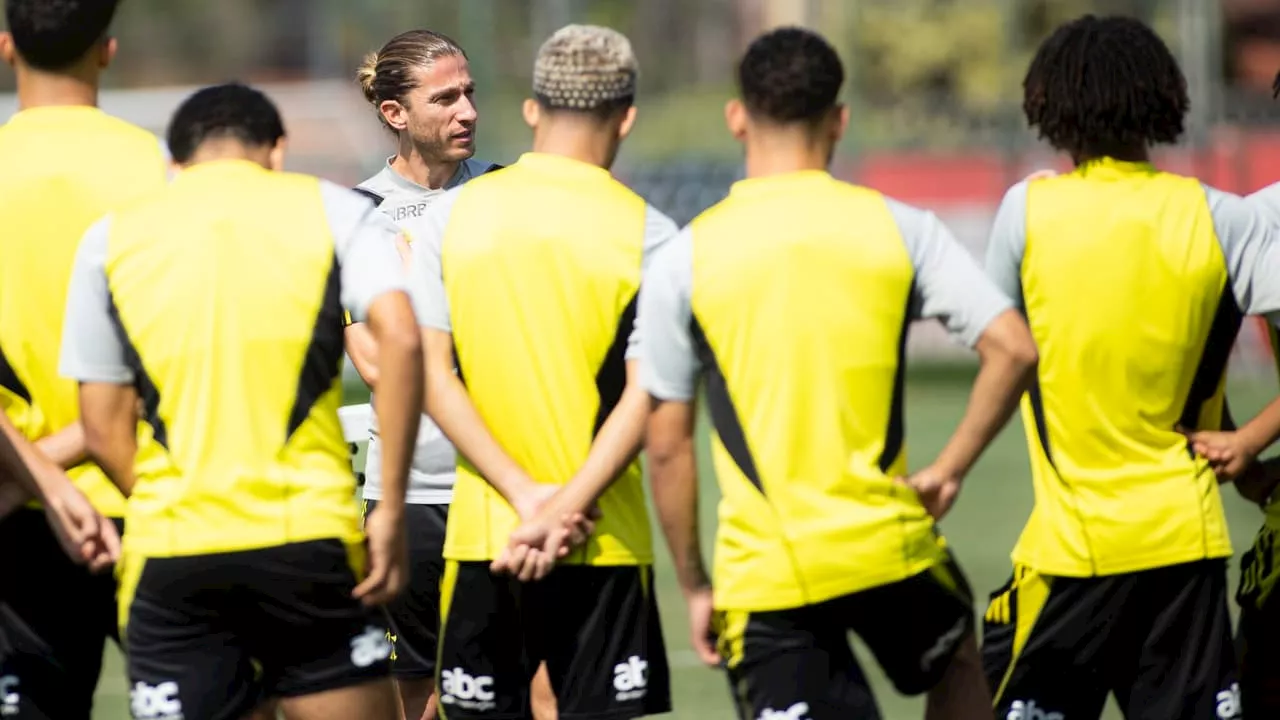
[[715, 557, 974, 720], [120, 539, 392, 720], [0, 507, 123, 720], [1238, 523, 1280, 717], [362, 498, 447, 680], [982, 559, 1238, 720], [437, 561, 671, 720]]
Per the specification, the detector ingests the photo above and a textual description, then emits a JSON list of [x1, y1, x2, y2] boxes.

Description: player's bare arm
[[908, 197, 1038, 520], [0, 411, 119, 569], [78, 382, 140, 497], [421, 327, 545, 511], [343, 233, 411, 391], [34, 420, 87, 469], [647, 396, 718, 665], [353, 284, 423, 607], [910, 309, 1037, 519]]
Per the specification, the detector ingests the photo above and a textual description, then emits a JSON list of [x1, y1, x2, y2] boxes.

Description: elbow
[[379, 323, 424, 366]]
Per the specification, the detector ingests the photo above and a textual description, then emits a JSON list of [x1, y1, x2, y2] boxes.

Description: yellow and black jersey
[[638, 170, 1012, 611], [0, 106, 169, 517], [987, 158, 1280, 576], [58, 159, 409, 557], [406, 152, 677, 566]]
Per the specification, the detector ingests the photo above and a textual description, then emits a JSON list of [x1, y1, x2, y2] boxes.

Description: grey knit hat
[[532, 24, 637, 111]]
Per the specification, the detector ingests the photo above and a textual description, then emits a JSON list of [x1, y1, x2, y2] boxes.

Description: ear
[[268, 137, 287, 172], [725, 99, 748, 141], [522, 98, 541, 130], [617, 105, 638, 140], [379, 99, 409, 132], [831, 103, 850, 144], [0, 33, 17, 68], [100, 37, 117, 69]]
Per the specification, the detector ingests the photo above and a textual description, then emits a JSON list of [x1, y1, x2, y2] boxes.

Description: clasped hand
[[490, 483, 600, 582]]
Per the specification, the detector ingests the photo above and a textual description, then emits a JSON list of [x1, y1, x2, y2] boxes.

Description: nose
[[457, 94, 478, 125]]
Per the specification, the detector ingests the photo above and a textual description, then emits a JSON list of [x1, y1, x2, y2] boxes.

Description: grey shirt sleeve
[[319, 180, 410, 325], [59, 217, 134, 384], [887, 197, 1013, 348], [1208, 184, 1280, 321], [404, 187, 464, 332], [625, 205, 680, 361], [983, 181, 1029, 310], [638, 226, 700, 401]]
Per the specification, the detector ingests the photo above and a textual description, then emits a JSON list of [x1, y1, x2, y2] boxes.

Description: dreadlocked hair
[[1023, 15, 1188, 156]]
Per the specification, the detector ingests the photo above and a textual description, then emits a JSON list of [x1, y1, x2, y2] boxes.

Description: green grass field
[[90, 365, 1278, 719]]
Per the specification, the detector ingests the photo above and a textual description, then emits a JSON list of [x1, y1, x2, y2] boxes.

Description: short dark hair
[[4, 0, 120, 71], [1023, 15, 1188, 156], [166, 83, 286, 164], [737, 27, 844, 125]]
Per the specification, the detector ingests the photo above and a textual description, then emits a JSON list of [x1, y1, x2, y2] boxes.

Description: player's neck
[[1074, 143, 1149, 166], [391, 140, 459, 190], [531, 127, 617, 170], [15, 65, 99, 111], [742, 134, 832, 179]]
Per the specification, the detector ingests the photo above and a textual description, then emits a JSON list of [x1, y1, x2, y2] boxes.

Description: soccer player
[[405, 24, 673, 719], [0, 0, 170, 716], [980, 15, 1280, 720], [59, 82, 424, 720], [346, 29, 559, 720], [0, 412, 120, 573], [639, 26, 1035, 720]]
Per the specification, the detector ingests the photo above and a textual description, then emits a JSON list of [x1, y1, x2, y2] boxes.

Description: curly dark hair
[[1023, 15, 1188, 157], [167, 83, 286, 164], [738, 27, 844, 124], [4, 0, 120, 71]]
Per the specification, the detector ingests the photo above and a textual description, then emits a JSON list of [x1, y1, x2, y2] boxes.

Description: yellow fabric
[[105, 160, 361, 557], [985, 565, 1053, 705], [1012, 159, 1233, 576], [440, 153, 653, 566], [690, 171, 945, 612], [0, 107, 168, 517]]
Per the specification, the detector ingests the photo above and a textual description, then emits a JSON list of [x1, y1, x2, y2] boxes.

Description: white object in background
[[339, 404, 372, 444]]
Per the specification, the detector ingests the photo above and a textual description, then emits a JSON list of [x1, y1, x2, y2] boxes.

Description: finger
[[100, 518, 122, 562], [693, 635, 721, 666], [563, 514, 588, 546], [532, 549, 555, 581], [490, 546, 512, 575], [509, 544, 530, 577], [352, 559, 388, 601], [517, 550, 541, 583]]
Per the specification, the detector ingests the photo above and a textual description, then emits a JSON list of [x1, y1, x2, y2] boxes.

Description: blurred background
[[3, 0, 1278, 366]]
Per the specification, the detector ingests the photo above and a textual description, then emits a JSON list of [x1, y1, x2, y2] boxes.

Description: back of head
[[1023, 15, 1188, 158], [356, 29, 467, 128], [738, 27, 845, 126], [166, 83, 286, 164], [532, 24, 637, 120], [4, 0, 120, 71]]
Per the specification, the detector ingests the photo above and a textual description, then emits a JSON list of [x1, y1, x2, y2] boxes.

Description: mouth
[[452, 131, 474, 144]]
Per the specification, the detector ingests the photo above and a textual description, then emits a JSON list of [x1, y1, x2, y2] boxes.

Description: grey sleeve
[[404, 188, 464, 331], [58, 217, 134, 384], [888, 198, 1013, 348], [983, 182, 1029, 310], [638, 226, 700, 401], [625, 205, 680, 361], [320, 180, 410, 325], [1208, 184, 1280, 320]]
